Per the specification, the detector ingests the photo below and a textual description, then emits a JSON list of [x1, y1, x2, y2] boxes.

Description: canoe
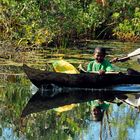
[[23, 64, 140, 89]]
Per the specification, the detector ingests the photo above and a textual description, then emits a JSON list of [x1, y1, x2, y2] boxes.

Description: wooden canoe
[[23, 64, 140, 89]]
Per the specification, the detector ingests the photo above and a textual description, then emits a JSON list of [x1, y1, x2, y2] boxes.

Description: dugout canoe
[[23, 64, 140, 89]]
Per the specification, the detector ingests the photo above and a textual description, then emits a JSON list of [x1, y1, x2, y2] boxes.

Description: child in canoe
[[87, 47, 115, 74], [87, 47, 140, 75], [87, 47, 114, 121]]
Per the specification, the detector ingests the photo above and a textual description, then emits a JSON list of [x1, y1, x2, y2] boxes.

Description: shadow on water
[[21, 85, 140, 117]]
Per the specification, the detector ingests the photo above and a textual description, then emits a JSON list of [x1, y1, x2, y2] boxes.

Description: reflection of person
[[87, 47, 115, 75], [88, 100, 110, 121]]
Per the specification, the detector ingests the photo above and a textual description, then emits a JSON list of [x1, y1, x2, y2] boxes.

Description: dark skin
[[91, 106, 104, 121], [94, 51, 105, 63], [93, 49, 106, 75], [93, 48, 119, 75], [110, 56, 130, 63]]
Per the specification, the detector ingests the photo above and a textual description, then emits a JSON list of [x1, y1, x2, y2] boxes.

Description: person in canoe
[[87, 47, 115, 75], [87, 47, 116, 121]]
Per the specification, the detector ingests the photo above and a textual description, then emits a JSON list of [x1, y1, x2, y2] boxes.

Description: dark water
[[0, 41, 140, 140]]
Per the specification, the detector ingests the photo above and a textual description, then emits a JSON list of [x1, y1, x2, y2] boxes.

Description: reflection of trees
[[105, 104, 139, 140], [21, 103, 90, 139], [0, 75, 31, 138], [18, 98, 140, 140]]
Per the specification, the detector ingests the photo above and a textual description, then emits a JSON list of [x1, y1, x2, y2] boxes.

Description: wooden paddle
[[111, 48, 140, 63]]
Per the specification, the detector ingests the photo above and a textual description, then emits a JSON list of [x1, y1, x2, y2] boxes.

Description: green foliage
[[1, 0, 53, 50], [1, 0, 140, 52], [113, 7, 140, 42], [1, 0, 106, 50], [110, 0, 140, 42], [112, 12, 120, 20]]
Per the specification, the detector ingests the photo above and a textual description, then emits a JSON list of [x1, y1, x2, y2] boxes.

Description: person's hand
[[110, 57, 118, 63], [99, 70, 105, 75]]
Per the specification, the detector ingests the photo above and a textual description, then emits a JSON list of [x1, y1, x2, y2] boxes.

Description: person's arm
[[110, 57, 130, 63]]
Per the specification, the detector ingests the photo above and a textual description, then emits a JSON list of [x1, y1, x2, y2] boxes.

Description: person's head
[[91, 106, 104, 121], [94, 47, 106, 63]]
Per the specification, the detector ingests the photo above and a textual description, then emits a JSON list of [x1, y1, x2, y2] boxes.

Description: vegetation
[[113, 6, 140, 42], [0, 1, 140, 139], [1, 0, 140, 52]]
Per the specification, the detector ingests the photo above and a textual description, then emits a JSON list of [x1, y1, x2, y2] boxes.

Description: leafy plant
[[113, 7, 140, 42]]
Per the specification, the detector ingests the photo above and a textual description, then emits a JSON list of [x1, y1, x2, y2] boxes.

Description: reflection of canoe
[[23, 64, 140, 88], [21, 86, 140, 117], [21, 88, 129, 117]]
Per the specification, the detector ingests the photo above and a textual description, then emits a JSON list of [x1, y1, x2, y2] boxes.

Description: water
[[0, 41, 140, 140]]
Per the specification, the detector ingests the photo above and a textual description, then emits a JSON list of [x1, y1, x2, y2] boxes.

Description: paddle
[[111, 48, 140, 63]]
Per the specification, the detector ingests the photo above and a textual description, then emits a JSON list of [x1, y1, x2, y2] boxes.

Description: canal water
[[0, 41, 140, 140]]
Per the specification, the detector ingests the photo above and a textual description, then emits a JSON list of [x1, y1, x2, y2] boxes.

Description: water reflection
[[121, 93, 140, 109], [0, 73, 31, 140], [21, 86, 130, 117], [21, 86, 140, 140]]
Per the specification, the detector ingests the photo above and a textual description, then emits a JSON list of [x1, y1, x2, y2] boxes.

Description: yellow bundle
[[54, 104, 77, 114], [52, 60, 79, 74]]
